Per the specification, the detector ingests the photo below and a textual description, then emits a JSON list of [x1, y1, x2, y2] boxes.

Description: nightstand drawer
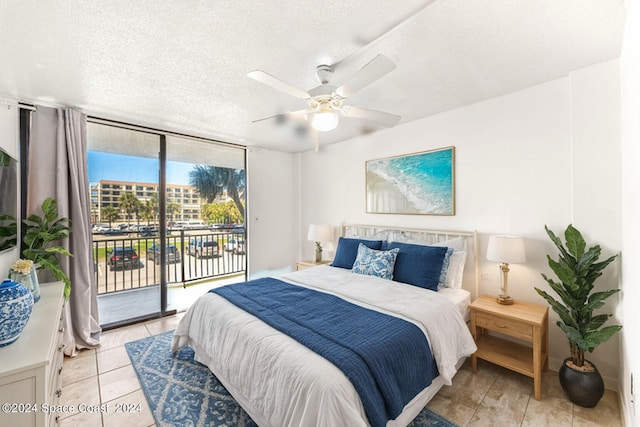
[[475, 311, 533, 341]]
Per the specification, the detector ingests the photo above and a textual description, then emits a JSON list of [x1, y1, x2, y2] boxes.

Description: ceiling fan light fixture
[[310, 110, 338, 132]]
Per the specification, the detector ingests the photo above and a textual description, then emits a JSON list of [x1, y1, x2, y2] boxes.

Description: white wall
[[620, 0, 640, 424], [246, 147, 297, 278], [0, 99, 19, 276], [296, 60, 623, 389]]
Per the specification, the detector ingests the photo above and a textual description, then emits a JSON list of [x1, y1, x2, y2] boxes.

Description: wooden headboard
[[341, 224, 479, 299]]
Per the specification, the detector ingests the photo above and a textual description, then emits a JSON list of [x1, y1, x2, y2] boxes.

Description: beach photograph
[[366, 147, 455, 215]]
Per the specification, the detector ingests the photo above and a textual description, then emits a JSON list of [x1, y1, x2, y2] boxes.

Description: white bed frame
[[341, 223, 479, 301]]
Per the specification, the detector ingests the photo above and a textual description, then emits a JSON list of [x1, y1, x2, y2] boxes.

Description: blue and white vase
[[0, 279, 34, 347]]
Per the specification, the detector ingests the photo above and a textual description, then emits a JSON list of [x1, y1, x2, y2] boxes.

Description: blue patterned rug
[[125, 330, 458, 427]]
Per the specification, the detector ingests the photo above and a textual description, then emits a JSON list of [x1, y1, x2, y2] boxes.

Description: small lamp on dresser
[[307, 224, 333, 263], [486, 235, 526, 305]]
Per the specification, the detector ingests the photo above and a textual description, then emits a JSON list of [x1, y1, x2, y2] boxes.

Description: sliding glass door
[[88, 123, 162, 326], [87, 122, 246, 327], [164, 136, 246, 312]]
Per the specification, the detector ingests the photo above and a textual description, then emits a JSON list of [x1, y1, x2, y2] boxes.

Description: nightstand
[[296, 260, 331, 271], [469, 295, 549, 400]]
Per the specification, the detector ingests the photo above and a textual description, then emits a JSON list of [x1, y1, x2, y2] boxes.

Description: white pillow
[[434, 237, 466, 251], [445, 250, 467, 289]]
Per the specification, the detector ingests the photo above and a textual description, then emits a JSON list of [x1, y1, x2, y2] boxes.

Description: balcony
[[93, 227, 246, 327]]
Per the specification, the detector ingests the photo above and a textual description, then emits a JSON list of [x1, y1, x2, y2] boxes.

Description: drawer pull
[[55, 415, 60, 424], [58, 343, 65, 352], [58, 327, 64, 333], [55, 389, 62, 398], [58, 366, 63, 375], [494, 322, 507, 328]]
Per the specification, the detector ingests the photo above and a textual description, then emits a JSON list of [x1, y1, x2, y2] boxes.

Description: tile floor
[[60, 313, 624, 427]]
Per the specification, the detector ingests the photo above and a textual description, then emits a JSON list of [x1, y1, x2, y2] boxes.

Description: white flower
[[11, 259, 34, 275]]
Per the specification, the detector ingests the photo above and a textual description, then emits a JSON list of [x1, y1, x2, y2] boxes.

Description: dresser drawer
[[47, 311, 65, 407], [475, 311, 533, 341]]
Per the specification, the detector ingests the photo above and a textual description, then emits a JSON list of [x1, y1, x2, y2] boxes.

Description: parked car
[[223, 239, 238, 252], [108, 247, 140, 271], [138, 226, 158, 237], [147, 244, 181, 263], [233, 240, 246, 255], [187, 239, 219, 258], [103, 228, 125, 236]]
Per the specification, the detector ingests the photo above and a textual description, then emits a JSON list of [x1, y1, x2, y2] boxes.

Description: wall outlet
[[481, 273, 491, 281]]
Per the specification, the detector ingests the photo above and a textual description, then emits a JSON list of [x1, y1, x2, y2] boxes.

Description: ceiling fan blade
[[247, 70, 310, 99], [252, 110, 308, 124], [341, 106, 401, 128], [335, 54, 397, 98]]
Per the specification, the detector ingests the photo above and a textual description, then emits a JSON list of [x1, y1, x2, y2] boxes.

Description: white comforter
[[171, 266, 476, 427]]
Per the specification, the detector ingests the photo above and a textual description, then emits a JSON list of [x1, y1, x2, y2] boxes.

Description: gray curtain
[[29, 106, 101, 355]]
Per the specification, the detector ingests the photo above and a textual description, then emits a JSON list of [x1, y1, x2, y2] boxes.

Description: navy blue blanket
[[211, 278, 438, 427]]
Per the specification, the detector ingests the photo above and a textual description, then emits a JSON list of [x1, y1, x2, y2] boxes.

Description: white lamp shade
[[487, 235, 526, 264], [307, 224, 333, 242]]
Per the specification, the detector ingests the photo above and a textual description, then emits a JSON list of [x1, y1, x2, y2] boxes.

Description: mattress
[[172, 265, 476, 427], [438, 287, 472, 322]]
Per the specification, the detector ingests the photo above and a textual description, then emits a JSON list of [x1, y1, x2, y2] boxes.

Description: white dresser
[[0, 281, 65, 427]]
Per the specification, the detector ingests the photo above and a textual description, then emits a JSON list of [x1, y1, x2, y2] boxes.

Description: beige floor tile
[[97, 345, 132, 374], [426, 394, 476, 426], [99, 364, 142, 403], [522, 397, 573, 427], [144, 312, 184, 336], [441, 362, 497, 409], [102, 389, 155, 427], [59, 410, 103, 427], [59, 376, 101, 420], [467, 382, 530, 427], [62, 352, 97, 387], [98, 324, 151, 352], [572, 389, 623, 427]]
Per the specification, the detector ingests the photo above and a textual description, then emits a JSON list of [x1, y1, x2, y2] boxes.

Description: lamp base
[[496, 295, 514, 305], [315, 250, 322, 263]]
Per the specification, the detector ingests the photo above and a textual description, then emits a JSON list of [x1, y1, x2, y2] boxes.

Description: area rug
[[125, 330, 459, 427]]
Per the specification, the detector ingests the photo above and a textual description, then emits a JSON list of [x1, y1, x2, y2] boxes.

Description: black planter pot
[[558, 357, 605, 408]]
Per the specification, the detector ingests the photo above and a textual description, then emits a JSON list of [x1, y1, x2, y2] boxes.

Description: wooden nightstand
[[296, 260, 331, 271], [469, 295, 549, 400]]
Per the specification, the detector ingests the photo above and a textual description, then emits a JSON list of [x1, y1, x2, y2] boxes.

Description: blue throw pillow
[[351, 244, 400, 280], [331, 237, 384, 269], [386, 242, 449, 291]]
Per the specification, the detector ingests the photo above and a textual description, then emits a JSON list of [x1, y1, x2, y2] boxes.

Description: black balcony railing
[[93, 229, 246, 295]]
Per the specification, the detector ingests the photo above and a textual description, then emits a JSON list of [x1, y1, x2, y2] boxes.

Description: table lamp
[[487, 235, 526, 305], [307, 224, 333, 263]]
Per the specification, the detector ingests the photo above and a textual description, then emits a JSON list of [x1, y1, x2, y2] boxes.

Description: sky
[[88, 151, 195, 186]]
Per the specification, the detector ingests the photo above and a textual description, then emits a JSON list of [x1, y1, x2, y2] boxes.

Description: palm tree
[[167, 202, 180, 225], [189, 166, 245, 222], [101, 206, 119, 229], [141, 193, 159, 226], [119, 192, 138, 227]]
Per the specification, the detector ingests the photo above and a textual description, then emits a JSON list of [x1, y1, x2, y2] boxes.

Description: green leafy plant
[[534, 224, 621, 368], [0, 214, 17, 251], [22, 198, 72, 299]]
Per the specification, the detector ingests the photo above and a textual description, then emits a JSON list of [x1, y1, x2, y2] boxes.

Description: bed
[[172, 224, 478, 427]]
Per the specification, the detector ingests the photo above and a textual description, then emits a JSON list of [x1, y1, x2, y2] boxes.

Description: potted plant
[[21, 198, 72, 299], [534, 224, 621, 407]]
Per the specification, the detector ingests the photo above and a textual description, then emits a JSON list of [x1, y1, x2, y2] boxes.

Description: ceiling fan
[[247, 54, 401, 133]]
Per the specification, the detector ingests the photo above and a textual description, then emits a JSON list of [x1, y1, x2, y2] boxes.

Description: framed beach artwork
[[366, 146, 455, 215]]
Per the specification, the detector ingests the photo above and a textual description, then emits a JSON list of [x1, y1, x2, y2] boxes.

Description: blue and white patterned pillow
[[351, 243, 399, 280]]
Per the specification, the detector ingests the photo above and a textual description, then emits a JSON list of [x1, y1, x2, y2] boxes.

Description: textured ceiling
[[0, 1, 627, 152]]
